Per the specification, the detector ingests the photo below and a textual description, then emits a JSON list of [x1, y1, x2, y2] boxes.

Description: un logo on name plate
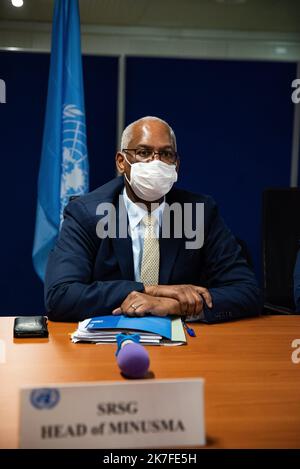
[[30, 388, 60, 410]]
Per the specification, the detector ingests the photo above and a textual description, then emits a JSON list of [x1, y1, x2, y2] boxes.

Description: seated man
[[45, 116, 261, 322], [294, 248, 300, 312]]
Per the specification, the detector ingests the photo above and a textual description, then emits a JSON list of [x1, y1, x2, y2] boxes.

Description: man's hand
[[112, 291, 181, 317], [144, 284, 212, 317]]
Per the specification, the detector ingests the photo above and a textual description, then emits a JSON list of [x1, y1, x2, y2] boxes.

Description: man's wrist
[[163, 297, 181, 315], [144, 285, 157, 296]]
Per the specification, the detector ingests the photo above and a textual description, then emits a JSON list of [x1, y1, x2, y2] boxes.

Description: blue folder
[[87, 315, 172, 340]]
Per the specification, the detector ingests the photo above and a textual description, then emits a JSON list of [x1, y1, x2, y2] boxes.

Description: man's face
[[116, 120, 178, 178]]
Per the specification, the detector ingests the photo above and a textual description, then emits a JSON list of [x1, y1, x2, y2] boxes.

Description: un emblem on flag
[[60, 104, 89, 222]]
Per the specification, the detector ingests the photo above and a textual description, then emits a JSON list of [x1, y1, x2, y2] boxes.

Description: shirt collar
[[122, 187, 165, 231]]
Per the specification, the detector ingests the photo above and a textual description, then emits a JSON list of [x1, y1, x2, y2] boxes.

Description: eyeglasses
[[122, 148, 178, 164]]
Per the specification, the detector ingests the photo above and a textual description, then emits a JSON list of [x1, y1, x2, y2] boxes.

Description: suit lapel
[[159, 197, 182, 284], [111, 190, 135, 281]]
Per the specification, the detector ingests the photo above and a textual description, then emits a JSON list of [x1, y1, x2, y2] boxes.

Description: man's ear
[[115, 152, 125, 174]]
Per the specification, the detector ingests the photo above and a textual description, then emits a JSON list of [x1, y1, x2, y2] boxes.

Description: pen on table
[[183, 320, 196, 337]]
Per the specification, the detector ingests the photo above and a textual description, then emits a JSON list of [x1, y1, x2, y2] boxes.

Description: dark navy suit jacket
[[45, 177, 261, 322]]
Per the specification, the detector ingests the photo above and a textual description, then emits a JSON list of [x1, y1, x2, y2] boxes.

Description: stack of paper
[[71, 314, 186, 346]]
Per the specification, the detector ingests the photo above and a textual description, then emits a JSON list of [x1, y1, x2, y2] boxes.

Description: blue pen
[[183, 320, 196, 337]]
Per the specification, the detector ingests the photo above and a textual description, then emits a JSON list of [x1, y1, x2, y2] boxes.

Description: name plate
[[20, 378, 205, 448]]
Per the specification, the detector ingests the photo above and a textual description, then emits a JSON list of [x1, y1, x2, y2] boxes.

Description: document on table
[[71, 314, 186, 346]]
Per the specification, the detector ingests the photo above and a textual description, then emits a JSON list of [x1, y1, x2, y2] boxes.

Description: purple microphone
[[116, 334, 150, 378]]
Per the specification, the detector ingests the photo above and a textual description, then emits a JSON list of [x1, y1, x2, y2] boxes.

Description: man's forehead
[[130, 121, 172, 145]]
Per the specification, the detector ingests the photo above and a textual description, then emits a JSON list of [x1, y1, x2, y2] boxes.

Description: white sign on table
[[20, 378, 205, 448]]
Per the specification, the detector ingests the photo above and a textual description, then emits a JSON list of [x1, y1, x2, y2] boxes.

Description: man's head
[[116, 116, 179, 204]]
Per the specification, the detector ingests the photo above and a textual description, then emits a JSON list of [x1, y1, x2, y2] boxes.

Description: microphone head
[[117, 342, 150, 378]]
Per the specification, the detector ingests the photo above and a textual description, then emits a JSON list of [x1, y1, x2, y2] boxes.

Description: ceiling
[[0, 0, 300, 34]]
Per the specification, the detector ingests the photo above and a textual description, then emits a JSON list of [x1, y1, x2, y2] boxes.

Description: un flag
[[32, 0, 89, 281]]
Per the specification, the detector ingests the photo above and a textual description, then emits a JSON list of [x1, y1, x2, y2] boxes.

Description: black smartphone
[[13, 316, 48, 338]]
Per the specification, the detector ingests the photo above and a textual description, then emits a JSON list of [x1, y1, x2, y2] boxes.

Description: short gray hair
[[120, 116, 177, 151]]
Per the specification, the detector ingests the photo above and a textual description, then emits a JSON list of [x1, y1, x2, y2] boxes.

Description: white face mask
[[124, 156, 178, 202]]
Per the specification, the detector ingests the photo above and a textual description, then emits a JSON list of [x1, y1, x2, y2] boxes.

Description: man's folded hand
[[112, 291, 181, 317], [112, 284, 212, 317], [144, 284, 212, 316]]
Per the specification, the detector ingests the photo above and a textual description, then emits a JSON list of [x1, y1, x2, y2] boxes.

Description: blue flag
[[32, 0, 89, 281]]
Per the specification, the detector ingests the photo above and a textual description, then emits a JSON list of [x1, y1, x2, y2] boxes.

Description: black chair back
[[263, 188, 300, 313]]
